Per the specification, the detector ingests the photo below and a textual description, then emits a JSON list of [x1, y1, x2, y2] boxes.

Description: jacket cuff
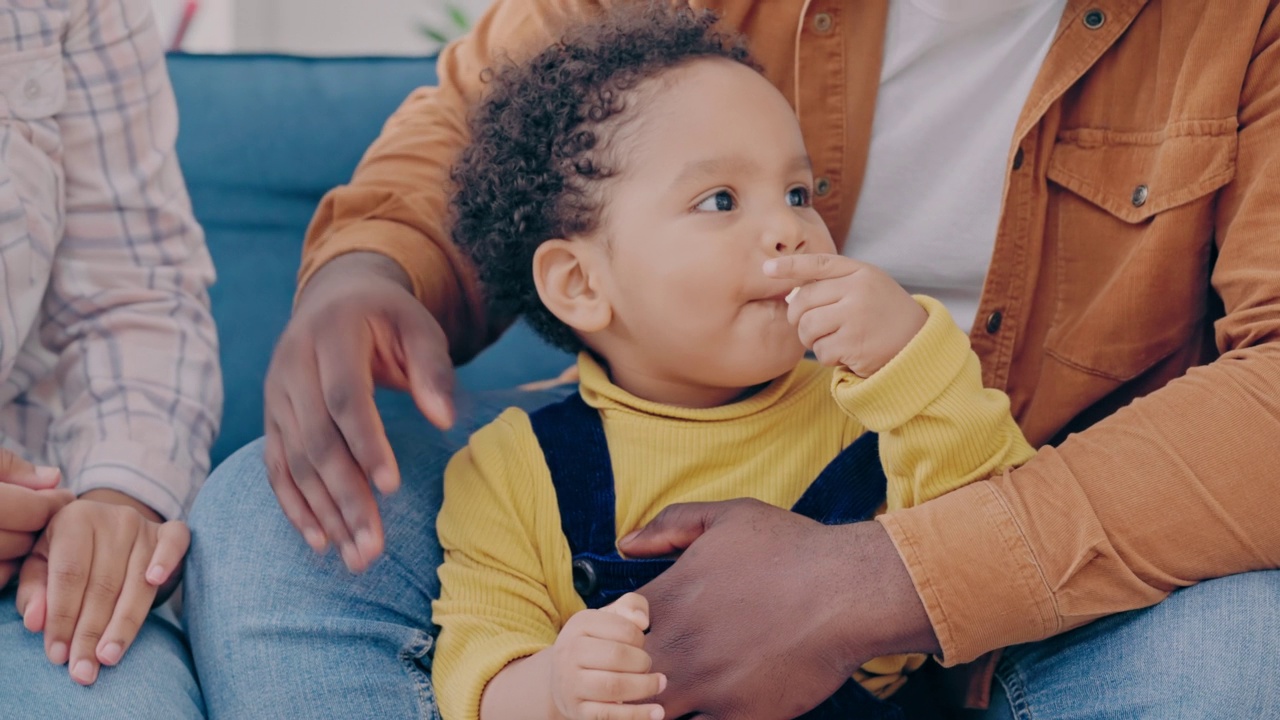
[[296, 219, 489, 361], [297, 219, 449, 311], [877, 479, 1058, 665]]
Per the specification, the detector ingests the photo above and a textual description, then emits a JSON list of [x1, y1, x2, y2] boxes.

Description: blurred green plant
[[419, 2, 472, 50]]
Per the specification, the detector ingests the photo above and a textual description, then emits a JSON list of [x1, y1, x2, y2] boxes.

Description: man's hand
[[16, 490, 187, 686], [0, 450, 73, 588], [264, 252, 456, 573], [766, 254, 927, 377], [551, 593, 666, 720], [619, 499, 939, 720]]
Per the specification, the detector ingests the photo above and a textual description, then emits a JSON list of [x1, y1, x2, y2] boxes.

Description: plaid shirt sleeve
[[40, 0, 221, 520]]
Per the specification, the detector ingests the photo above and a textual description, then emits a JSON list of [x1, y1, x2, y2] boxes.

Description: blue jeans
[[184, 388, 1280, 719], [0, 594, 203, 718], [184, 388, 569, 719], [978, 570, 1280, 720]]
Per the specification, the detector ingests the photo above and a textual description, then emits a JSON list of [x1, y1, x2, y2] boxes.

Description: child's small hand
[[766, 253, 927, 377], [551, 592, 666, 720], [15, 493, 189, 686]]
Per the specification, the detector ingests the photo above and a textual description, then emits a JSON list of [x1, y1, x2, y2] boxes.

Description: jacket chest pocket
[[1043, 125, 1236, 382]]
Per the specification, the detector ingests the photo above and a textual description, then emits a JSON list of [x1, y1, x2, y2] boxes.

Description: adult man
[[188, 1, 1279, 717], [0, 0, 220, 716]]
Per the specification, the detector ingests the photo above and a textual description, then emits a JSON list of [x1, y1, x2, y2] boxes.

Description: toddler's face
[[584, 58, 836, 397]]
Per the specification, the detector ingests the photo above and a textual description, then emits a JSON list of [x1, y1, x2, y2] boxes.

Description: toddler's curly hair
[[449, 2, 756, 352]]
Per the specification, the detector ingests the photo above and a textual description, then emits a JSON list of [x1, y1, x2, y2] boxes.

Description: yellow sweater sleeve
[[832, 295, 1036, 511], [432, 409, 568, 720]]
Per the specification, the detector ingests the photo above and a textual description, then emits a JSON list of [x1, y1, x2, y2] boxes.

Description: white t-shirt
[[846, 0, 1068, 331]]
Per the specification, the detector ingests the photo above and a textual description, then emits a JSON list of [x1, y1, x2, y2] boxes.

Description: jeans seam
[[399, 631, 442, 720], [996, 659, 1034, 720]]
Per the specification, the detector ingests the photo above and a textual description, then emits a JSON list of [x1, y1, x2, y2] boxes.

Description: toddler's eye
[[787, 187, 811, 207], [696, 191, 736, 212]]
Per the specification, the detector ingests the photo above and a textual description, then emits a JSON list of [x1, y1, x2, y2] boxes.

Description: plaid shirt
[[0, 0, 220, 520]]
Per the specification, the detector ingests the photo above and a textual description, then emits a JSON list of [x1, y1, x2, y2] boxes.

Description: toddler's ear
[[532, 240, 612, 334]]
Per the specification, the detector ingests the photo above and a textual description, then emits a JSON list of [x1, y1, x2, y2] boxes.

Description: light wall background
[[151, 0, 495, 55]]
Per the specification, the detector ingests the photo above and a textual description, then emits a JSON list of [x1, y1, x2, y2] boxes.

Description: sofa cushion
[[168, 53, 572, 467]]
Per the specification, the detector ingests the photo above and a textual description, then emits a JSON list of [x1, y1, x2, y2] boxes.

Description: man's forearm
[[881, 344, 1280, 665], [829, 521, 941, 662]]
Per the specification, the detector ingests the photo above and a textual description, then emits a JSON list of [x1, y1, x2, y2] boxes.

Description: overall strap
[[528, 394, 673, 609], [528, 393, 617, 555], [790, 431, 886, 525]]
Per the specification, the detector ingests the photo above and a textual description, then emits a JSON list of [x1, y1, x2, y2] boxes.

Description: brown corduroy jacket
[[298, 0, 1280, 707]]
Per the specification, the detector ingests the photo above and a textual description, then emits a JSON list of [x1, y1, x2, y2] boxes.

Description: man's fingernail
[[650, 705, 665, 720], [49, 642, 68, 665], [35, 466, 61, 482], [71, 659, 97, 684], [100, 642, 123, 665], [658, 673, 668, 693], [146, 564, 166, 584], [619, 531, 639, 546], [763, 259, 779, 274]]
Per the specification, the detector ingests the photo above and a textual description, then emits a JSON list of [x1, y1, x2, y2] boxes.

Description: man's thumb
[[618, 502, 723, 558], [0, 450, 60, 490]]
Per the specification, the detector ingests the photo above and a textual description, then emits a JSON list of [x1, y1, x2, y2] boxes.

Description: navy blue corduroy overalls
[[529, 393, 905, 720]]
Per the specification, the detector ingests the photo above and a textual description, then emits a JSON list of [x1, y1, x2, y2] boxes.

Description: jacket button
[[1132, 184, 1149, 207], [1012, 147, 1025, 171], [813, 13, 833, 33], [572, 558, 599, 597], [815, 177, 831, 196], [986, 311, 1004, 334], [1083, 9, 1106, 29]]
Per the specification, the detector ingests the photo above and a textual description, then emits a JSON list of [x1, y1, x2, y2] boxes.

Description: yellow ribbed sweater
[[433, 297, 1036, 720]]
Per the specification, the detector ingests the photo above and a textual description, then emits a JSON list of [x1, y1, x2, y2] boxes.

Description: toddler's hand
[[766, 253, 927, 377], [16, 495, 189, 686], [551, 593, 666, 720]]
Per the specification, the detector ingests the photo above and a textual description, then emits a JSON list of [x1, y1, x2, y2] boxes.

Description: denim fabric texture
[[978, 570, 1280, 720], [184, 387, 571, 719], [0, 596, 203, 718]]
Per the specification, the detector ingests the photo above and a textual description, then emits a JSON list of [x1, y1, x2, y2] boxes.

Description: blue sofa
[[167, 54, 574, 467]]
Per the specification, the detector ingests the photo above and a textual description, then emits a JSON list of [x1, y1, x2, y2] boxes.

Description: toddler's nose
[[765, 216, 807, 255], [774, 235, 806, 254]]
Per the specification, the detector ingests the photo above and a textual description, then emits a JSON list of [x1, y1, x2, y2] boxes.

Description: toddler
[[433, 5, 1035, 720]]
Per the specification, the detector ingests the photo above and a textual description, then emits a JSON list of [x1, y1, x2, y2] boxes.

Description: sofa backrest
[[168, 53, 572, 467]]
